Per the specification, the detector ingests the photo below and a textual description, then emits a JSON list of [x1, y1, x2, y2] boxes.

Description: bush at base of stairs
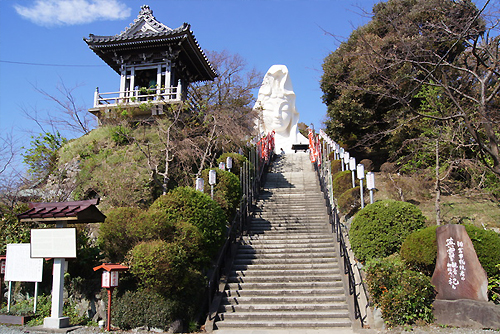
[[349, 200, 426, 263], [365, 255, 436, 327], [112, 290, 176, 330]]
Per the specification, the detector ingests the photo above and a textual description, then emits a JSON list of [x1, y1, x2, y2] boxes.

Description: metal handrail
[[205, 147, 273, 328], [314, 159, 366, 327]]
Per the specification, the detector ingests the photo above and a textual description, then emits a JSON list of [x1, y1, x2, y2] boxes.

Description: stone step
[[238, 242, 335, 250], [219, 310, 350, 320], [234, 253, 335, 261], [236, 246, 335, 254], [233, 257, 338, 265], [242, 233, 332, 240], [226, 281, 344, 290], [229, 268, 341, 277], [228, 275, 339, 283], [215, 319, 352, 329], [221, 295, 347, 305], [223, 287, 346, 297], [219, 302, 348, 313], [231, 263, 338, 271], [239, 239, 334, 246]]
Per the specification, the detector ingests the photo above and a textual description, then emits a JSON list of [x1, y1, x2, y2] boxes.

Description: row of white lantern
[[320, 132, 376, 207], [195, 156, 233, 199]]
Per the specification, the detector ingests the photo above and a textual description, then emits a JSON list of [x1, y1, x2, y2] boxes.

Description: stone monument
[[431, 224, 488, 301], [254, 65, 308, 152], [431, 225, 500, 329]]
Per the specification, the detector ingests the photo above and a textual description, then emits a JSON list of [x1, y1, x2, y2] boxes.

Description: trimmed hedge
[[332, 170, 352, 197], [350, 200, 426, 262], [98, 207, 143, 262], [216, 153, 248, 176], [338, 186, 360, 215], [112, 290, 177, 330], [201, 168, 242, 220], [149, 187, 227, 258], [331, 159, 343, 176], [401, 224, 500, 279]]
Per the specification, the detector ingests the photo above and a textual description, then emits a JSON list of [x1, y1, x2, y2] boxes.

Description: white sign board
[[5, 244, 43, 282], [31, 228, 77, 258]]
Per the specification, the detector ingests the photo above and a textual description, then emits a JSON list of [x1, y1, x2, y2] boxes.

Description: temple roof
[[84, 5, 216, 82]]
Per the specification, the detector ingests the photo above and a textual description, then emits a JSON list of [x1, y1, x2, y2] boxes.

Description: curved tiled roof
[[84, 5, 216, 81]]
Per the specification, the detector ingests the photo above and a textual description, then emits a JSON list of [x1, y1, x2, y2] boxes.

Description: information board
[[31, 228, 77, 258], [5, 244, 43, 282]]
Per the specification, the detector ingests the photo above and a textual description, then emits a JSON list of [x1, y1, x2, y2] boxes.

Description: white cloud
[[14, 0, 131, 26]]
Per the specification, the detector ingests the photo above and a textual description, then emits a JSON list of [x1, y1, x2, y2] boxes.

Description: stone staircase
[[215, 152, 352, 330]]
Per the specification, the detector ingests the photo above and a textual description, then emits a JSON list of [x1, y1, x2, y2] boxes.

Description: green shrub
[[332, 170, 352, 197], [98, 207, 144, 262], [149, 187, 227, 258], [464, 225, 500, 279], [338, 187, 360, 215], [110, 125, 131, 145], [401, 225, 500, 279], [350, 200, 426, 263], [365, 255, 436, 327], [400, 225, 438, 276], [201, 168, 242, 220], [330, 159, 343, 176], [112, 290, 176, 330], [0, 294, 93, 326], [217, 153, 248, 176]]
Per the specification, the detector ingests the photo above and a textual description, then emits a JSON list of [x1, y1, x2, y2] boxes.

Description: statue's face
[[261, 95, 293, 133]]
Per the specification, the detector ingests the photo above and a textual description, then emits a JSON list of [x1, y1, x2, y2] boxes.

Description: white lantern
[[209, 170, 217, 185], [226, 157, 233, 170], [218, 162, 225, 170], [195, 178, 204, 192], [349, 157, 356, 171], [357, 164, 365, 179], [366, 172, 375, 189], [102, 271, 119, 288], [343, 151, 350, 161]]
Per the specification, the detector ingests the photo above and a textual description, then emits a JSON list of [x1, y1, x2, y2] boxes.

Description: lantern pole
[[107, 287, 114, 331], [357, 164, 365, 208]]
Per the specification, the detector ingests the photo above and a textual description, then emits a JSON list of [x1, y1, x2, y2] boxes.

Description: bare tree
[[23, 81, 97, 136]]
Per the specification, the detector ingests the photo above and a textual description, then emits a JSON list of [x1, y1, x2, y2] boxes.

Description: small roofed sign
[[31, 228, 77, 258], [431, 224, 488, 301]]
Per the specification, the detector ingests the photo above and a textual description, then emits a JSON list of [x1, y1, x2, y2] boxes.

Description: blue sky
[[0, 0, 386, 174]]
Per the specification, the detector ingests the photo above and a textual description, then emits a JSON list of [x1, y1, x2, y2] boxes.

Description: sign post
[[0, 255, 5, 307], [93, 263, 129, 331]]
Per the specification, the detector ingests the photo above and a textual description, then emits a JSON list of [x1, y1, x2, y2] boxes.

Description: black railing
[[205, 147, 273, 328], [315, 159, 366, 328]]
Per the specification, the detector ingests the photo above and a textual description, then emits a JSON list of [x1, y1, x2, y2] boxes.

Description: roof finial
[[139, 5, 152, 16]]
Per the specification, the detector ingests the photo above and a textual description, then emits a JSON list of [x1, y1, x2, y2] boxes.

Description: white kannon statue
[[254, 65, 308, 152]]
